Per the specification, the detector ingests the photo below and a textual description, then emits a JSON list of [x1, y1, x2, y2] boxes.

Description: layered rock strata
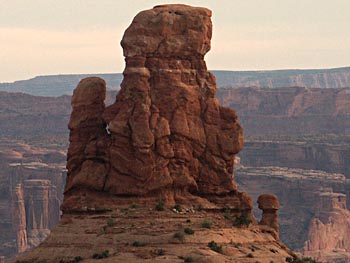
[[217, 87, 350, 136], [239, 139, 350, 176]]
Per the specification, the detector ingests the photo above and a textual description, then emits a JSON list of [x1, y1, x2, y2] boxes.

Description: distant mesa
[[1, 66, 350, 96]]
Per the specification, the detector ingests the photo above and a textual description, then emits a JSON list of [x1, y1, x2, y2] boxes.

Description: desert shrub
[[184, 257, 194, 262], [73, 257, 82, 263], [247, 253, 254, 258], [132, 241, 147, 247], [224, 209, 231, 219], [234, 213, 251, 227], [186, 219, 191, 223], [184, 227, 194, 235], [58, 257, 82, 263], [121, 208, 129, 214], [106, 218, 114, 227], [156, 248, 165, 256], [174, 204, 182, 212], [92, 250, 109, 259], [131, 203, 137, 208], [208, 241, 222, 253], [201, 219, 212, 229], [285, 256, 321, 263], [173, 232, 184, 242], [231, 241, 241, 248], [155, 200, 165, 211]]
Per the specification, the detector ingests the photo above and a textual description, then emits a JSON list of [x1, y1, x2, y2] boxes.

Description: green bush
[[132, 241, 147, 247], [173, 232, 184, 242], [234, 213, 251, 227], [224, 209, 231, 219], [208, 241, 222, 254], [184, 227, 194, 235], [201, 219, 212, 229], [285, 256, 321, 263], [156, 200, 165, 211], [156, 248, 165, 256], [106, 218, 114, 227], [174, 204, 182, 212], [58, 257, 82, 263], [184, 257, 194, 262], [92, 250, 109, 259]]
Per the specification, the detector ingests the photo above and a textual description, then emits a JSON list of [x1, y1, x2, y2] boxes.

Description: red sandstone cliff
[[63, 4, 246, 210]]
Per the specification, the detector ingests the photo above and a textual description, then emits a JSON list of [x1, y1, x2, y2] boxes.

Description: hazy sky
[[1, 0, 349, 82]]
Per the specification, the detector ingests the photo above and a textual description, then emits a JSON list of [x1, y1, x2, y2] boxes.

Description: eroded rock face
[[303, 192, 350, 262], [63, 4, 245, 210], [257, 194, 279, 239]]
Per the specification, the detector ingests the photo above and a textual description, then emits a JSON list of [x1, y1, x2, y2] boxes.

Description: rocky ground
[[13, 203, 293, 263]]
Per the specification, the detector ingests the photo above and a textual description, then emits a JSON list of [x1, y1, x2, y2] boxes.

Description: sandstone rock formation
[[214, 67, 350, 89], [258, 194, 279, 240], [12, 5, 297, 263], [63, 4, 246, 210], [303, 192, 350, 262]]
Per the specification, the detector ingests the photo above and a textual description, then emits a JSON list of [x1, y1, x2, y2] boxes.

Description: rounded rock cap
[[71, 77, 106, 107], [257, 194, 279, 210], [121, 4, 212, 58]]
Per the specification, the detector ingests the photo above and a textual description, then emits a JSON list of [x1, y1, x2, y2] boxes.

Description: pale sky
[[1, 0, 349, 82]]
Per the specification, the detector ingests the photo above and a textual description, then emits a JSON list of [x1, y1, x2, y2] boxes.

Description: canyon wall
[[1, 67, 350, 97], [214, 67, 350, 89], [217, 87, 350, 136], [0, 141, 66, 260], [235, 165, 350, 262], [240, 140, 350, 176]]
